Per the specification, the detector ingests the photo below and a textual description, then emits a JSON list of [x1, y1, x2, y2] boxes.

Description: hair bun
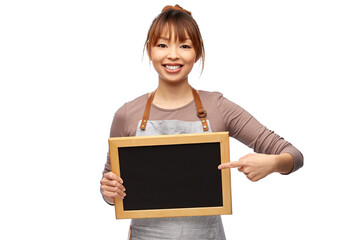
[[161, 4, 192, 16]]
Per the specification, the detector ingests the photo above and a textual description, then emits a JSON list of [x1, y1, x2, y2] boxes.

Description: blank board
[[109, 132, 232, 219]]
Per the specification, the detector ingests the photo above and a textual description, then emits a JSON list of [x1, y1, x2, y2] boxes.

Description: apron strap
[[191, 87, 209, 131], [139, 91, 156, 130], [139, 87, 209, 131]]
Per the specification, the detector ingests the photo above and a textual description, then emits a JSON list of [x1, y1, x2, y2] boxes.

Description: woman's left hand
[[218, 153, 277, 182]]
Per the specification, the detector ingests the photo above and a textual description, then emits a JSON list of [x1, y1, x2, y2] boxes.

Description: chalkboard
[[109, 132, 232, 219]]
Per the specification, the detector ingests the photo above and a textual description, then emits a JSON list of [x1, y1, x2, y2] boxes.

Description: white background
[[1, 0, 359, 239]]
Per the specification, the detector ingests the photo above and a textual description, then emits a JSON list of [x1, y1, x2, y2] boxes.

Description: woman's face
[[150, 29, 197, 84]]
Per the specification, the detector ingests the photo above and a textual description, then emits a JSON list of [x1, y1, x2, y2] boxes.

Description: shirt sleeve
[[102, 103, 128, 176], [217, 94, 303, 173], [101, 103, 128, 205]]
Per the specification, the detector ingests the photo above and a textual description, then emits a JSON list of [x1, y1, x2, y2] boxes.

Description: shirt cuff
[[280, 145, 304, 174]]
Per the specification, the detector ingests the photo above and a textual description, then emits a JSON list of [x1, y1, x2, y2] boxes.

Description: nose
[[167, 46, 179, 60]]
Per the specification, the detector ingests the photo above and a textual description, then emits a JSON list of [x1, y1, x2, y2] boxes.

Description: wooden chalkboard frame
[[108, 132, 232, 219]]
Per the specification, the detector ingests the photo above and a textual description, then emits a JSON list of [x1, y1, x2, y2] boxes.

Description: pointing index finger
[[218, 161, 241, 170]]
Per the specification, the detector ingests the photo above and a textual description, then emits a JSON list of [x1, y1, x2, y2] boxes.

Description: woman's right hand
[[100, 172, 126, 204]]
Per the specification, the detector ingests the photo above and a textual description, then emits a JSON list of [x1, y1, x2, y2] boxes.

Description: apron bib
[[129, 87, 226, 240]]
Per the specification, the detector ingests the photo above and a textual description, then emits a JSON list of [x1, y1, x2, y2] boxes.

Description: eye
[[157, 43, 167, 48], [180, 45, 191, 49]]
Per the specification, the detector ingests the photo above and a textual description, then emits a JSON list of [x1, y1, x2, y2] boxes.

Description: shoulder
[[122, 93, 149, 110], [198, 90, 223, 98], [199, 89, 246, 115], [114, 93, 149, 117], [110, 93, 150, 137], [197, 90, 229, 114], [198, 90, 224, 104], [198, 90, 236, 107], [112, 93, 149, 127]]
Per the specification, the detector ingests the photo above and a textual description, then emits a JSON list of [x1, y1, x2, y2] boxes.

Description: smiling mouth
[[163, 64, 183, 70]]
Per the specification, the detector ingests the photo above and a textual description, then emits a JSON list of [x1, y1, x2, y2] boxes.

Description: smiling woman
[[100, 4, 303, 240]]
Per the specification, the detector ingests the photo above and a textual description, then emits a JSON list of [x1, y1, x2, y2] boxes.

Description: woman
[[100, 4, 303, 239]]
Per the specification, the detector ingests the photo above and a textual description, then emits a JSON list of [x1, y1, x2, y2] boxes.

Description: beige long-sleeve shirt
[[103, 90, 303, 176]]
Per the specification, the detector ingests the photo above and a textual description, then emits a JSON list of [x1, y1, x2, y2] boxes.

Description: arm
[[217, 95, 303, 180], [100, 104, 128, 204]]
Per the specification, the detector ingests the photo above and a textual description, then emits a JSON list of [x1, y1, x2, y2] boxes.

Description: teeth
[[165, 65, 181, 70]]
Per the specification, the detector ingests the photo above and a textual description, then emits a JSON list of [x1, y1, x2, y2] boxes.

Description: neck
[[153, 78, 193, 109]]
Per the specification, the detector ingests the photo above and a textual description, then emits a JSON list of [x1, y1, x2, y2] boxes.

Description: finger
[[101, 183, 126, 193], [105, 172, 124, 183], [218, 161, 241, 169], [103, 190, 126, 200], [102, 185, 127, 199], [242, 167, 250, 175], [102, 182, 126, 196], [101, 178, 126, 191], [246, 173, 260, 182], [104, 172, 123, 184]]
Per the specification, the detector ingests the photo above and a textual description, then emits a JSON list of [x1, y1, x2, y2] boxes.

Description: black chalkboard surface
[[119, 142, 222, 210], [109, 132, 232, 219]]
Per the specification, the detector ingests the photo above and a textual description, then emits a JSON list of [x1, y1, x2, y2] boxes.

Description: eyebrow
[[159, 37, 191, 41]]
